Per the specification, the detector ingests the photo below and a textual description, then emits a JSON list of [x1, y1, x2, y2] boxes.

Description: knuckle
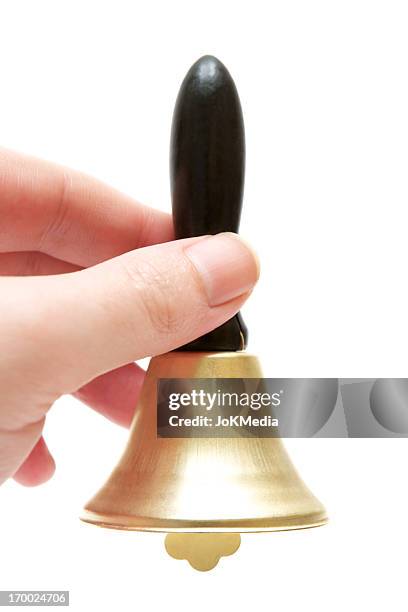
[[119, 256, 184, 338], [38, 171, 72, 252]]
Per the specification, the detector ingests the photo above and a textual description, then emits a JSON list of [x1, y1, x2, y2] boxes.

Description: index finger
[[0, 148, 174, 267]]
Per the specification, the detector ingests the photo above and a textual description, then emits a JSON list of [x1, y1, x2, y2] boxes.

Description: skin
[[0, 148, 259, 488]]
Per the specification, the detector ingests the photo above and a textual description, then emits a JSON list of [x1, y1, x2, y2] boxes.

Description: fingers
[[3, 364, 144, 487], [73, 363, 145, 427], [0, 148, 173, 266], [1, 233, 259, 394], [0, 418, 44, 486], [0, 251, 80, 276], [8, 365, 143, 487], [13, 436, 55, 487], [6, 365, 142, 487]]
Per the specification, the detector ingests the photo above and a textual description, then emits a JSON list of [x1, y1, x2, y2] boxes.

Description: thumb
[[23, 233, 259, 392]]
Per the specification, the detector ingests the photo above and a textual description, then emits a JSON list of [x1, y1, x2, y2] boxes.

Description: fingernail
[[184, 232, 260, 306]]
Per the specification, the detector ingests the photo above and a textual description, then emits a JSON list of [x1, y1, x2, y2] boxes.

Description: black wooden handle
[[170, 55, 247, 351]]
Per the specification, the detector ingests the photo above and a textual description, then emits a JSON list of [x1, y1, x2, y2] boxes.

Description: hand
[[0, 149, 259, 487]]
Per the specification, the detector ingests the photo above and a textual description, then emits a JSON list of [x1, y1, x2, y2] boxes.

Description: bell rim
[[79, 509, 328, 533]]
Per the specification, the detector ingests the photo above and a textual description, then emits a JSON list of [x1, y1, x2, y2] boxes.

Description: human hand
[[0, 149, 259, 487]]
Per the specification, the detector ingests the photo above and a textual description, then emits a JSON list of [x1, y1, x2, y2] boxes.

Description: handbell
[[80, 56, 328, 570]]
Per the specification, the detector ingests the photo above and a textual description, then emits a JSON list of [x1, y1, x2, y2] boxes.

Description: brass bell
[[80, 56, 328, 571]]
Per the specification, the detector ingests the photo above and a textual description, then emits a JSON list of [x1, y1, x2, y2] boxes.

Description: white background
[[0, 1, 407, 610]]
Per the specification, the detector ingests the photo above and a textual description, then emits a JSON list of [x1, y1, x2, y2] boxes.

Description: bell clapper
[[164, 533, 241, 572]]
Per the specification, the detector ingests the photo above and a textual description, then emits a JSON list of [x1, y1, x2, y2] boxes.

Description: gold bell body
[[81, 352, 327, 569]]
